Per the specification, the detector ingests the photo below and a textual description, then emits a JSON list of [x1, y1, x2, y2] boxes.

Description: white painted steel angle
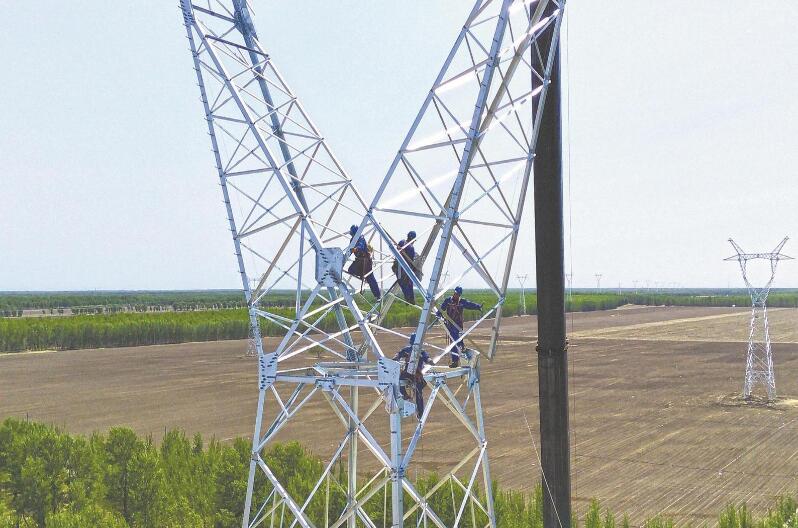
[[257, 352, 278, 389]]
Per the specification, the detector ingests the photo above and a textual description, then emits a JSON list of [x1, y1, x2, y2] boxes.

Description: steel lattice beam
[[361, 0, 566, 367]]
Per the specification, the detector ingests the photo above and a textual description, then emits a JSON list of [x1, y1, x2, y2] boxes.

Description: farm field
[[3, 305, 798, 525]]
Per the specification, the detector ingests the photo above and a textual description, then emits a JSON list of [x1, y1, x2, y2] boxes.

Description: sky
[[1, 1, 797, 291]]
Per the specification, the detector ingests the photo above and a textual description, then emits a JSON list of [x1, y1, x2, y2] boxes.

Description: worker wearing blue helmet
[[393, 332, 433, 419], [347, 225, 381, 299], [404, 231, 417, 260], [437, 286, 482, 367], [392, 230, 419, 304]]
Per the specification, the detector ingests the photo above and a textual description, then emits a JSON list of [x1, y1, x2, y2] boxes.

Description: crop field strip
[[4, 291, 798, 352]]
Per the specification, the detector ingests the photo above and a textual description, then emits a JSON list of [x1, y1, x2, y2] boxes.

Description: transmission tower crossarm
[[772, 236, 790, 256], [230, 1, 374, 225], [185, 0, 396, 363], [726, 238, 746, 258], [726, 237, 793, 261], [406, 0, 516, 370], [476, 0, 555, 136], [488, 2, 565, 357], [368, 1, 490, 211], [186, 13, 321, 248]]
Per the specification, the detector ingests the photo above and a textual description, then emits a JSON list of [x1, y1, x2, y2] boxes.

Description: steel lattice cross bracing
[[725, 237, 792, 401], [179, 0, 566, 526]]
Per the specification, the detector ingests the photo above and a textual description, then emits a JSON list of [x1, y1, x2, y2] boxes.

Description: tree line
[[6, 288, 795, 313], [0, 418, 796, 527], [3, 292, 798, 353], [0, 293, 594, 352], [0, 291, 250, 312]]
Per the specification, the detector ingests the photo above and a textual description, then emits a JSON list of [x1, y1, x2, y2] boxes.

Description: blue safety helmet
[[407, 230, 417, 241], [349, 225, 358, 236], [454, 286, 463, 295]]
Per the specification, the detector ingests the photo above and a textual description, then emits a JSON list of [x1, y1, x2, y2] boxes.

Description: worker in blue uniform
[[347, 225, 380, 299], [392, 230, 418, 304], [393, 333, 433, 419], [437, 286, 482, 367]]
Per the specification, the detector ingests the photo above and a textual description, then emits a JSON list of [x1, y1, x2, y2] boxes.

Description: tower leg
[[242, 387, 266, 528], [743, 303, 777, 401], [390, 401, 403, 527], [743, 305, 757, 399], [348, 386, 358, 528], [242, 308, 267, 528], [473, 379, 497, 527], [763, 304, 776, 400]]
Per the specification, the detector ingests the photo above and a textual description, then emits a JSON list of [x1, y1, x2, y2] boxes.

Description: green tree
[[104, 428, 143, 524], [128, 445, 167, 527], [0, 502, 13, 528], [18, 456, 51, 527], [720, 504, 753, 528], [584, 499, 601, 528], [47, 504, 127, 528]]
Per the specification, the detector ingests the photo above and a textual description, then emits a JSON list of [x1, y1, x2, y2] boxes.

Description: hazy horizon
[[0, 287, 784, 295], [2, 1, 796, 290]]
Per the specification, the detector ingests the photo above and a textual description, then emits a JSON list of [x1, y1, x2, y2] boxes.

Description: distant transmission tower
[[245, 279, 260, 357], [245, 324, 258, 357], [441, 270, 451, 288], [725, 237, 792, 400], [565, 273, 573, 302], [516, 274, 528, 315], [594, 273, 602, 291]]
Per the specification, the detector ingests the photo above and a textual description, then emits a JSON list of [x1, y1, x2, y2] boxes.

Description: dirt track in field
[[3, 305, 798, 525]]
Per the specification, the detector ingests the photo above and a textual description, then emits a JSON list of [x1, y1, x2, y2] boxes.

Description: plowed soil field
[[4, 305, 798, 524]]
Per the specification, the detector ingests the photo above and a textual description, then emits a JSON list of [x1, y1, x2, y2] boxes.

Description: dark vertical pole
[[533, 17, 571, 528]]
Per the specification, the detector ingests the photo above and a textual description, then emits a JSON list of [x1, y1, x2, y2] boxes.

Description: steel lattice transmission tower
[[517, 274, 529, 315], [725, 237, 792, 401], [245, 331, 257, 358], [565, 272, 573, 302], [180, 1, 566, 526]]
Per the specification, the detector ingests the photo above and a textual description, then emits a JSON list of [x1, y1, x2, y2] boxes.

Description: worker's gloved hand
[[478, 304, 483, 311]]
